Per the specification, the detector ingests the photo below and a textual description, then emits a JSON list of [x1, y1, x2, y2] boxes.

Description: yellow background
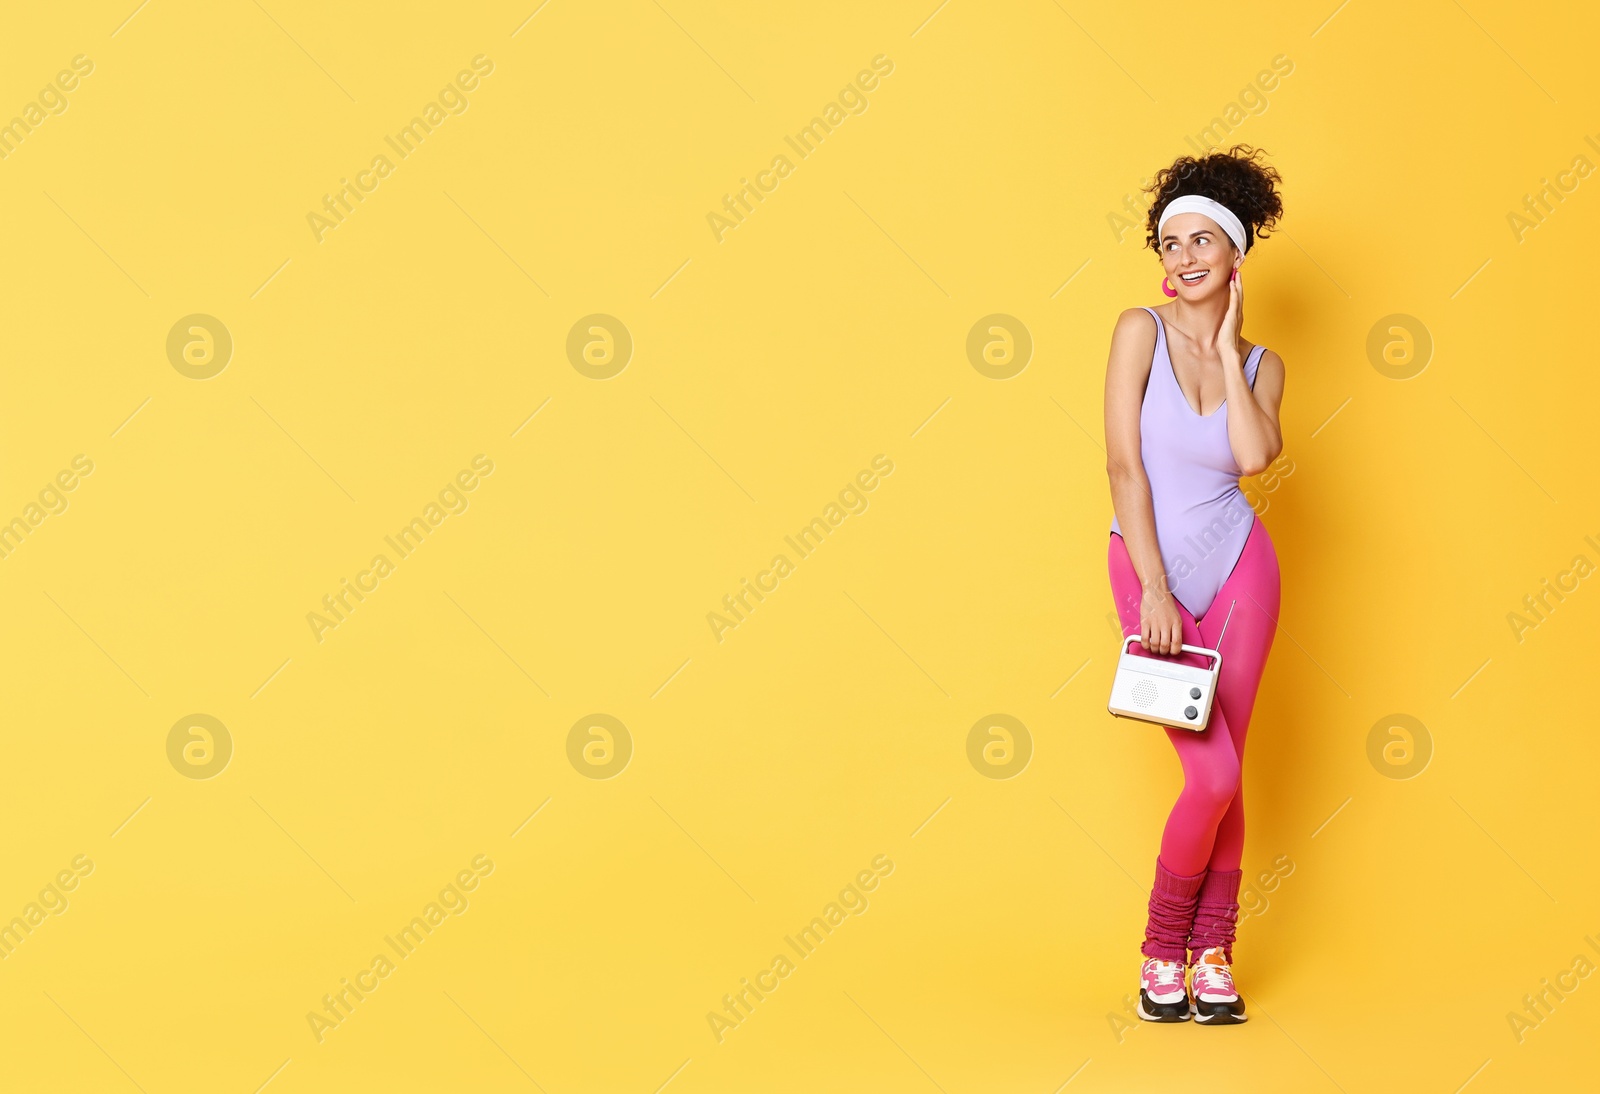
[[1, 1, 1596, 1090]]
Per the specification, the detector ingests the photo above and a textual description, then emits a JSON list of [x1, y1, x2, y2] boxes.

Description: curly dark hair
[[1142, 144, 1283, 255]]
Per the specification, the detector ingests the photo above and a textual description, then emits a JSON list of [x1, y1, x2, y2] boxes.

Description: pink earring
[[1161, 276, 1178, 298]]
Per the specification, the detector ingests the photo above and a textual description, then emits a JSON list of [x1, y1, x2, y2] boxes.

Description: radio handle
[[1121, 634, 1223, 675]]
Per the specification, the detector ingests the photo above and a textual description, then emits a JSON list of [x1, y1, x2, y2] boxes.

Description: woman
[[1103, 145, 1285, 1025]]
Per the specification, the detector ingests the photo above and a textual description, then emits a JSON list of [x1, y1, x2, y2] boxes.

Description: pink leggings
[[1108, 519, 1280, 876]]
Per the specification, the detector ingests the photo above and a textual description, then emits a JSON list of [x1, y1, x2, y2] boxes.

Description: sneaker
[[1137, 957, 1191, 1022], [1189, 946, 1247, 1024]]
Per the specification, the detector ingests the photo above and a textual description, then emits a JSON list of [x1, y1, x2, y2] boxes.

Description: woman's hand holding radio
[[1140, 576, 1185, 656]]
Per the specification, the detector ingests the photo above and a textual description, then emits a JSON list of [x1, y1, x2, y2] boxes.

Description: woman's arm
[[1218, 269, 1284, 475], [1220, 347, 1284, 474], [1105, 307, 1184, 654]]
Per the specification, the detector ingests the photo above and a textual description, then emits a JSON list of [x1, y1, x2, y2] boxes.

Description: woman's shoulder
[[1245, 342, 1284, 367], [1242, 344, 1286, 393], [1105, 307, 1160, 381], [1110, 306, 1159, 342]]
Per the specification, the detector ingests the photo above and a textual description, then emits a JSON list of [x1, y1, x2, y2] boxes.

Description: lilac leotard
[[1109, 306, 1266, 621]]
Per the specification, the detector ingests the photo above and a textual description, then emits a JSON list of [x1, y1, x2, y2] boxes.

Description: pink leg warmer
[[1189, 867, 1244, 963], [1142, 856, 1205, 962]]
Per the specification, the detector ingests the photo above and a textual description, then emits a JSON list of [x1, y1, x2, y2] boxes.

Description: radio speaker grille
[[1131, 678, 1159, 709]]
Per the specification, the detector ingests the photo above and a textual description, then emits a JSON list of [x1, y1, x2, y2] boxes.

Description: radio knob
[[1184, 705, 1199, 720], [1189, 687, 1202, 699]]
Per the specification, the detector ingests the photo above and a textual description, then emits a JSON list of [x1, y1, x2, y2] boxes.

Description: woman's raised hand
[[1220, 260, 1245, 359]]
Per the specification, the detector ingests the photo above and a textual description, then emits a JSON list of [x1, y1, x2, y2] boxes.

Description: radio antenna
[[1213, 599, 1238, 650]]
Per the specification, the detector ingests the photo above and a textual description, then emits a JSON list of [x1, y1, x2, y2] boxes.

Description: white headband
[[1158, 194, 1249, 255]]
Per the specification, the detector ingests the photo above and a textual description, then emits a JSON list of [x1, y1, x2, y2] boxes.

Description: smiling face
[[1159, 211, 1241, 297]]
